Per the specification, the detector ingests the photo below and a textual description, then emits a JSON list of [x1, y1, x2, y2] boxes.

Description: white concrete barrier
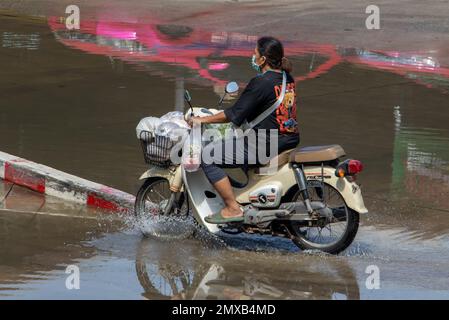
[[0, 151, 135, 213]]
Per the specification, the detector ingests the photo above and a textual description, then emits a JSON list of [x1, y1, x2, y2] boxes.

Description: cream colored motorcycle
[[135, 82, 367, 254]]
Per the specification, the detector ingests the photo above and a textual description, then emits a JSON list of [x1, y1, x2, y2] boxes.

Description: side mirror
[[184, 90, 192, 102], [225, 81, 239, 94], [184, 89, 194, 115]]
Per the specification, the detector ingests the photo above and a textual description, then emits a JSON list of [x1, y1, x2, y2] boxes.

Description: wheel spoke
[[292, 182, 352, 248], [135, 178, 189, 222], [152, 188, 167, 203], [137, 179, 170, 218]]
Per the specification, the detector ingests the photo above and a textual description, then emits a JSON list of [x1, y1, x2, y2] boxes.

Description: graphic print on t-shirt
[[274, 82, 298, 134]]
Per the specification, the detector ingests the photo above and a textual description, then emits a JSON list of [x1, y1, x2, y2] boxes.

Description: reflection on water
[[135, 239, 360, 300], [392, 106, 449, 208], [47, 17, 449, 91], [47, 17, 341, 88], [0, 211, 110, 294], [2, 31, 40, 50], [340, 48, 449, 92]]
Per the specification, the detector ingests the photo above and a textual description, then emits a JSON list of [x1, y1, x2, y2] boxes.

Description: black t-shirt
[[224, 70, 300, 152]]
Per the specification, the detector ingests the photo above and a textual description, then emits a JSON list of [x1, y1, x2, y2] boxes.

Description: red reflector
[[348, 160, 364, 174]]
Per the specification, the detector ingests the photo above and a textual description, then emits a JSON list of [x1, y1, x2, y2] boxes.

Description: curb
[[0, 151, 135, 213]]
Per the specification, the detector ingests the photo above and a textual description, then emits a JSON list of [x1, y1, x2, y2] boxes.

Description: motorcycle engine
[[248, 184, 282, 208]]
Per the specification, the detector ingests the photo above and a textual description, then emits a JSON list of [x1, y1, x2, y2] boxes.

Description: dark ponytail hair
[[257, 36, 293, 74]]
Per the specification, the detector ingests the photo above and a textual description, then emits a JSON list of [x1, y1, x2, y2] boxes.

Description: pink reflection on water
[[47, 16, 449, 90], [96, 22, 137, 40], [208, 62, 229, 71]]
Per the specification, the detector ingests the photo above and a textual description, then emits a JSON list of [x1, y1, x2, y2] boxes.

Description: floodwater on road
[[1, 210, 449, 299], [1, 5, 449, 299]]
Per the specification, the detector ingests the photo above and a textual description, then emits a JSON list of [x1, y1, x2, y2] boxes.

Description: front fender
[[139, 166, 172, 180], [139, 165, 183, 192], [303, 166, 368, 214]]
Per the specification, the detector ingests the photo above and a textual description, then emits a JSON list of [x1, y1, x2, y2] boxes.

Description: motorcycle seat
[[255, 148, 294, 172], [289, 145, 345, 163]]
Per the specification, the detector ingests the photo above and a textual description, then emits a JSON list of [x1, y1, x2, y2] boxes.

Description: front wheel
[[134, 177, 189, 223], [288, 183, 359, 254]]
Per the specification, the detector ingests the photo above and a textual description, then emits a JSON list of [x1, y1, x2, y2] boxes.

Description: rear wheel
[[288, 183, 359, 254]]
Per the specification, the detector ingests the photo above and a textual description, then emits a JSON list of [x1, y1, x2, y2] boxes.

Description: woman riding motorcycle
[[188, 36, 299, 224]]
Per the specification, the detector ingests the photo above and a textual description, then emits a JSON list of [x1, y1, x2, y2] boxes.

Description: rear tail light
[[335, 159, 364, 178], [348, 160, 364, 174]]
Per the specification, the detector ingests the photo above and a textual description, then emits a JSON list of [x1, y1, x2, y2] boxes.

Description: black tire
[[134, 177, 189, 222], [288, 183, 359, 255], [135, 177, 168, 220]]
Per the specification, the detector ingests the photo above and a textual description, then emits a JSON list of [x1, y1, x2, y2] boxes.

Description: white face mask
[[251, 54, 263, 73]]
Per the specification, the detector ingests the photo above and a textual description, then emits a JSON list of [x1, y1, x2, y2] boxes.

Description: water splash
[[133, 214, 196, 241], [121, 200, 227, 247]]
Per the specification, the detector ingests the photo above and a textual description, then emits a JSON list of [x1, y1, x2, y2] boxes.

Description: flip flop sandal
[[205, 208, 244, 224]]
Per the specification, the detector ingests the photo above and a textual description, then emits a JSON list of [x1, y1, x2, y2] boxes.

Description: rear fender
[[303, 166, 368, 214]]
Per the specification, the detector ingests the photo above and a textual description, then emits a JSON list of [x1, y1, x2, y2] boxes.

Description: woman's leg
[[201, 162, 243, 218], [212, 177, 243, 218], [200, 136, 252, 218]]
